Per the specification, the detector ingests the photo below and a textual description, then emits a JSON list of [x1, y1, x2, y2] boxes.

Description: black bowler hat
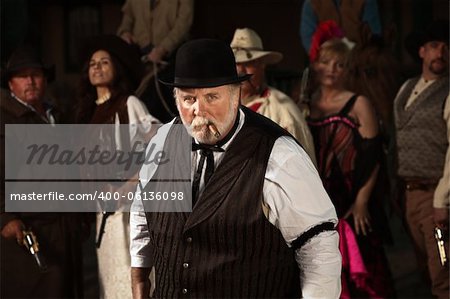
[[159, 39, 251, 88], [405, 19, 449, 61], [1, 46, 55, 85], [80, 35, 144, 90]]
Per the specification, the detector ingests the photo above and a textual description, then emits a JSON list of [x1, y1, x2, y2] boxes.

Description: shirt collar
[[10, 92, 55, 124]]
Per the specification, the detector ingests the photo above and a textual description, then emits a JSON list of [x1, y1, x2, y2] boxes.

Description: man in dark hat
[[130, 39, 341, 298], [0, 46, 85, 298], [394, 20, 449, 299]]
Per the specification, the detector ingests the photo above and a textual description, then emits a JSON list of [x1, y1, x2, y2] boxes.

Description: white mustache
[[190, 117, 211, 130]]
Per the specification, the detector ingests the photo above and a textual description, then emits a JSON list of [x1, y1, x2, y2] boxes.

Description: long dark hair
[[75, 51, 136, 123]]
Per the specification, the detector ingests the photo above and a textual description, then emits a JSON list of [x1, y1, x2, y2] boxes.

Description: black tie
[[191, 143, 224, 205], [190, 115, 240, 206]]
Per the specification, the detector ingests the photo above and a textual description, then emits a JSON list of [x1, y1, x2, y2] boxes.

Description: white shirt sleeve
[[434, 94, 450, 208], [126, 95, 161, 151], [264, 136, 338, 242], [264, 136, 341, 298], [129, 120, 173, 268], [130, 193, 153, 268], [296, 231, 342, 299]]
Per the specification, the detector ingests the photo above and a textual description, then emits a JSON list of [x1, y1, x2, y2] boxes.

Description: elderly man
[[231, 28, 316, 164], [395, 20, 449, 299], [0, 47, 85, 298], [130, 39, 341, 298]]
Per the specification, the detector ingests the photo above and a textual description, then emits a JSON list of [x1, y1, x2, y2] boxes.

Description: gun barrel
[[22, 230, 48, 272], [434, 227, 448, 267]]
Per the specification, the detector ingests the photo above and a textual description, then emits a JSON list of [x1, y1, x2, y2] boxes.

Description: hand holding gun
[[434, 227, 448, 267], [22, 229, 48, 272]]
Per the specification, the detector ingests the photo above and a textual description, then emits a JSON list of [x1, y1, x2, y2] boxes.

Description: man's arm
[[295, 231, 342, 298], [158, 0, 194, 55], [131, 267, 151, 299], [433, 94, 450, 230], [263, 136, 341, 297], [117, 0, 136, 43], [130, 192, 153, 297]]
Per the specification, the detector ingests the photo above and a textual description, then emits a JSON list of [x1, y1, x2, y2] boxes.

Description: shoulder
[[350, 94, 379, 136], [126, 95, 145, 106], [267, 87, 302, 112], [0, 92, 28, 119], [351, 94, 376, 117], [267, 86, 289, 99], [269, 136, 317, 176], [242, 106, 290, 138], [126, 95, 148, 112]]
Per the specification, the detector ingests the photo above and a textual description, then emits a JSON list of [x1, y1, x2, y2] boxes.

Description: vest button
[[183, 262, 189, 268], [182, 288, 188, 294], [186, 237, 192, 243]]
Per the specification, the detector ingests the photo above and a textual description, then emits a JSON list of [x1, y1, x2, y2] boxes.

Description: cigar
[[208, 123, 221, 139]]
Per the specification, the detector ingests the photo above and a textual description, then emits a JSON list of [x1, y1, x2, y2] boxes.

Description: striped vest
[[143, 107, 299, 298], [394, 76, 449, 179]]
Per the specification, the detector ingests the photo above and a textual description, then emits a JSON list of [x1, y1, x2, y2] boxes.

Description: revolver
[[22, 229, 48, 272], [434, 227, 448, 267]]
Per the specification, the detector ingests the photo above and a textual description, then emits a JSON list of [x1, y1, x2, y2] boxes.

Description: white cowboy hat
[[230, 28, 283, 64]]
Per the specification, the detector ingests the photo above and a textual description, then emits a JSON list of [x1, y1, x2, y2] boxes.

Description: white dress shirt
[[130, 109, 341, 298]]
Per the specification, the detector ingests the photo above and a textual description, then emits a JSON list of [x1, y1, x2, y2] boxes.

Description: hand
[[1, 219, 25, 243], [147, 46, 167, 64], [344, 201, 372, 236], [434, 207, 449, 231], [120, 32, 134, 44]]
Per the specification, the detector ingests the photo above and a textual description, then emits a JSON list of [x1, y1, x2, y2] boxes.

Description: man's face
[[176, 85, 240, 145], [419, 41, 449, 77], [8, 67, 46, 105], [236, 58, 265, 99]]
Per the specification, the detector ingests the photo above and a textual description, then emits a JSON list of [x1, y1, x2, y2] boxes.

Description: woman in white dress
[[76, 35, 159, 299]]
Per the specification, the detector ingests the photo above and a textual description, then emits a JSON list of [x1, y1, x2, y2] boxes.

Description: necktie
[[191, 143, 224, 205], [190, 115, 239, 206]]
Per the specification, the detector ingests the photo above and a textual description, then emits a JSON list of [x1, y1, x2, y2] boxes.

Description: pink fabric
[[338, 219, 380, 298]]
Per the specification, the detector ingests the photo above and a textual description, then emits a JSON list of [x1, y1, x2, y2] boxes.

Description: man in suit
[[130, 39, 341, 298]]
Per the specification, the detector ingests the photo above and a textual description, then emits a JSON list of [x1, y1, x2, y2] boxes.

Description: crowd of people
[[0, 0, 448, 298]]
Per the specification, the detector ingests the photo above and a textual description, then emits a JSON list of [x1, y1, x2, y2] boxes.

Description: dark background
[[1, 0, 448, 93], [1, 1, 448, 297]]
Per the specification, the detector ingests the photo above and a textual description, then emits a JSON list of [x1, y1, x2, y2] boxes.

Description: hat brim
[[159, 73, 252, 88], [234, 50, 283, 64], [1, 64, 55, 88], [404, 20, 450, 62]]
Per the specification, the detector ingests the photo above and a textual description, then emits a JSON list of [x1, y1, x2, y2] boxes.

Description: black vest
[[143, 107, 300, 298]]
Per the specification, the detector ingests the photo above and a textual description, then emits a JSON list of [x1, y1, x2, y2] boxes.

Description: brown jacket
[[117, 0, 194, 54], [0, 92, 85, 298]]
